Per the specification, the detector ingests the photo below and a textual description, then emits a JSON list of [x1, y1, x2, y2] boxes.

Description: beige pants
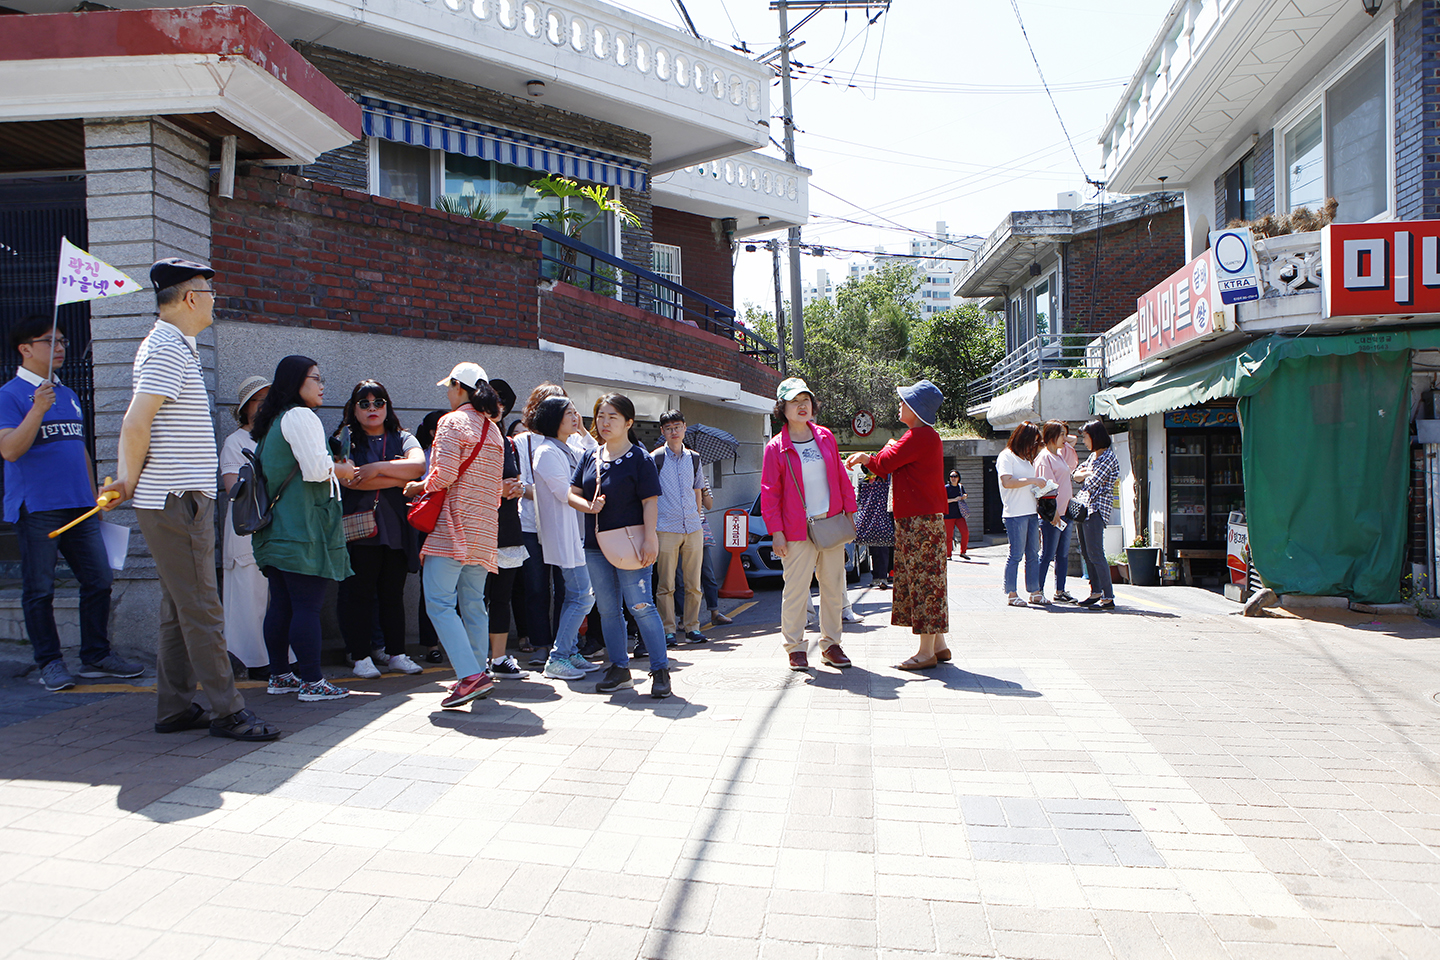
[[780, 535, 846, 653], [136, 492, 246, 724], [655, 529, 704, 634]]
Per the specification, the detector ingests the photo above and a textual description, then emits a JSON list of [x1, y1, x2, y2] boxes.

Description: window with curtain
[[1326, 46, 1386, 223]]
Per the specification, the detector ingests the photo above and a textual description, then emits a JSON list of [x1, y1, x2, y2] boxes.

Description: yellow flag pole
[[49, 477, 118, 539]]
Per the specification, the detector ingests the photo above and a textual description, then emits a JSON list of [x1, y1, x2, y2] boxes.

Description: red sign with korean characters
[[1135, 249, 1226, 362], [1322, 220, 1440, 318]]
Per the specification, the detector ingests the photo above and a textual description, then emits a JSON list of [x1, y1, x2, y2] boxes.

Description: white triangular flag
[[55, 237, 140, 305]]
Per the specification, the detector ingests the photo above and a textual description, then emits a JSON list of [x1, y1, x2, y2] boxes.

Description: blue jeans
[[585, 549, 667, 671], [262, 568, 328, 683], [1076, 511, 1115, 599], [15, 507, 113, 666], [553, 563, 596, 660], [423, 557, 490, 679], [1038, 518, 1073, 594], [1003, 514, 1041, 595], [674, 545, 720, 618]]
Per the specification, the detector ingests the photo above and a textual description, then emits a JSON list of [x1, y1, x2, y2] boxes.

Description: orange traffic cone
[[718, 549, 753, 599]]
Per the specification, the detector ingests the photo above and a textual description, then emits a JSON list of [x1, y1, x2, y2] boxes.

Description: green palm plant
[[435, 194, 509, 222], [529, 175, 640, 285]]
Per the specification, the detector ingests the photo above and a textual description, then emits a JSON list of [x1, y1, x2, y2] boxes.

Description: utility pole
[[770, 0, 891, 362], [767, 238, 788, 375]]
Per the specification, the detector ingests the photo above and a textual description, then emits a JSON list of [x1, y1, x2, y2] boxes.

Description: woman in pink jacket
[[760, 378, 858, 672]]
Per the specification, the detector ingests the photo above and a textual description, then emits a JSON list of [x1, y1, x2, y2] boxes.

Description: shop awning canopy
[[1091, 326, 1440, 420], [360, 96, 648, 192]]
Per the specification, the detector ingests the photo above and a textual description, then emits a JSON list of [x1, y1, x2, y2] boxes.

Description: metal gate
[[0, 177, 93, 570]]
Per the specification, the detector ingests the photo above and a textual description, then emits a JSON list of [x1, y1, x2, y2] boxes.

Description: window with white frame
[[651, 243, 681, 320], [1282, 43, 1388, 222]]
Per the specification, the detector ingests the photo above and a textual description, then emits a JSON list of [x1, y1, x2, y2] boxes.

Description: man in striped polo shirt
[[101, 258, 280, 741]]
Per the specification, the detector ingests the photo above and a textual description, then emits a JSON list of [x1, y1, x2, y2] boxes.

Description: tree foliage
[[745, 262, 1003, 433]]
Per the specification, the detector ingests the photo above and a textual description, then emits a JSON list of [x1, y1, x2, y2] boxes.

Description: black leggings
[[338, 544, 410, 660], [485, 565, 520, 635], [263, 567, 328, 683]]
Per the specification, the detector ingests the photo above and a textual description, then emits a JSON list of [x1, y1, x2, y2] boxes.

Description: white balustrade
[[675, 156, 803, 204], [436, 0, 763, 123], [1253, 231, 1323, 297]]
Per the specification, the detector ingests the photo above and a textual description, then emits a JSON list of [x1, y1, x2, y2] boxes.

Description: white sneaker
[[352, 657, 382, 679], [387, 653, 423, 675], [841, 606, 864, 623], [542, 657, 585, 680]]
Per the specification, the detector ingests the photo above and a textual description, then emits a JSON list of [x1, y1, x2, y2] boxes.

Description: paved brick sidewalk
[[0, 546, 1437, 958]]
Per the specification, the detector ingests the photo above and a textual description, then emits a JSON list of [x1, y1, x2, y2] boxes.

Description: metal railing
[[965, 331, 1103, 409], [535, 224, 780, 367]]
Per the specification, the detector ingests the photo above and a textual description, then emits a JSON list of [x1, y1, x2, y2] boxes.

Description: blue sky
[[611, 0, 1170, 311]]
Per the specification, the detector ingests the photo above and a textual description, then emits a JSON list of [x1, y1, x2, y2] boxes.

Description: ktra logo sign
[[1323, 220, 1440, 318]]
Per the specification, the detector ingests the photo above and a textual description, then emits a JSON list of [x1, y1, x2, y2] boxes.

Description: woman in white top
[[527, 397, 601, 682], [1034, 420, 1078, 603], [996, 421, 1048, 607], [219, 375, 270, 676]]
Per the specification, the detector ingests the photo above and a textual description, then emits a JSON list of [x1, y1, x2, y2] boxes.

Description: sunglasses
[[356, 399, 387, 411]]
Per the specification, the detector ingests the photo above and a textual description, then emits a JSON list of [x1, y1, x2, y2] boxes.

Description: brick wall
[[540, 283, 779, 399], [1394, 1, 1439, 221], [212, 168, 539, 343], [210, 168, 777, 393], [1064, 206, 1185, 335], [652, 207, 734, 309]]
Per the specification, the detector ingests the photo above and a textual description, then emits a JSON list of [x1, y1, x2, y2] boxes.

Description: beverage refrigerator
[[1166, 431, 1245, 548]]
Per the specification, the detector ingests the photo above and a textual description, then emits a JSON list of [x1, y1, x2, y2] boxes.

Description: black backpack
[[230, 436, 300, 536]]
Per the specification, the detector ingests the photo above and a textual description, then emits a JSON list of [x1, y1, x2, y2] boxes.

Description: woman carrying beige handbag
[[568, 393, 671, 700]]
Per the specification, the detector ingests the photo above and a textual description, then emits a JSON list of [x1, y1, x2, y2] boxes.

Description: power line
[[1008, 0, 1098, 187], [790, 64, 1127, 94], [669, 0, 700, 39]]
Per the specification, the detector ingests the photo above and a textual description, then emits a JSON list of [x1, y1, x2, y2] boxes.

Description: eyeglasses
[[27, 336, 67, 349], [306, 375, 325, 386], [190, 286, 215, 297], [356, 399, 387, 410], [661, 422, 686, 432]]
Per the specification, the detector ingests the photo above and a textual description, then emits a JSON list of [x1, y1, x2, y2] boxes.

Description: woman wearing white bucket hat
[[219, 375, 271, 676]]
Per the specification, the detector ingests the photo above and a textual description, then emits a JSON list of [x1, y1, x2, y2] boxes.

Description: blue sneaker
[[40, 659, 75, 691], [568, 653, 603, 673]]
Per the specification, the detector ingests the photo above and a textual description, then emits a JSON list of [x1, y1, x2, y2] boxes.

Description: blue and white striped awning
[[359, 96, 648, 192]]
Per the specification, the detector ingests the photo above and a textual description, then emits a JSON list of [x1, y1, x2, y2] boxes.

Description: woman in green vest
[[251, 355, 357, 702]]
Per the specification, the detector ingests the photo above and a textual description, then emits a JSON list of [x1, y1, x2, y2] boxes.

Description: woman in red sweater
[[847, 380, 949, 670]]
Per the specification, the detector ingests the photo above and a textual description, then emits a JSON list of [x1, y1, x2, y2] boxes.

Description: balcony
[[965, 333, 1102, 428], [5, 0, 770, 172], [1100, 0, 1374, 193], [651, 152, 810, 235]]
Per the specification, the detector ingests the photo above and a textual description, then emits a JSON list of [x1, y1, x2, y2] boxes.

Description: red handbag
[[407, 420, 489, 534]]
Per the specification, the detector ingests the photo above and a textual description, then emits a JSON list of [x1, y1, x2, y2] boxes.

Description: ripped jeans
[[585, 548, 668, 671]]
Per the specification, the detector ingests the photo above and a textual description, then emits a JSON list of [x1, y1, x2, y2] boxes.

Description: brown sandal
[[897, 655, 938, 671], [935, 648, 952, 662]]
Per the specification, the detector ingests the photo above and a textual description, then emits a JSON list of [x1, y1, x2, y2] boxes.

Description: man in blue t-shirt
[[0, 316, 142, 691]]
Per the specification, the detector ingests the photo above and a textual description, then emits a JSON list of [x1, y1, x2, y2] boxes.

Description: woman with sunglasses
[[251, 356, 357, 701], [332, 380, 427, 679]]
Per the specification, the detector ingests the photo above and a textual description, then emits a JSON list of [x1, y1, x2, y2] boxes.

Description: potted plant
[[529, 175, 639, 286], [1106, 551, 1129, 584], [1126, 531, 1161, 587]]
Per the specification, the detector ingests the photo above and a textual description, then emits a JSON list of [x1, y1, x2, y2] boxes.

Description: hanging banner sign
[[1135, 248, 1231, 363], [1323, 219, 1440, 318], [1208, 227, 1260, 305], [55, 237, 140, 305]]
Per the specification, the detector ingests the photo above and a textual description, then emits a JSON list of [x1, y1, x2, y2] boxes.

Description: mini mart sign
[[1135, 248, 1232, 362], [1323, 219, 1440, 318]]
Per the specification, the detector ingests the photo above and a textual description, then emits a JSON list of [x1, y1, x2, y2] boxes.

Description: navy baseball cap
[[150, 257, 214, 292]]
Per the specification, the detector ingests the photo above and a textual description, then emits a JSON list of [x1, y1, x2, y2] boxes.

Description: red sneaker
[[441, 672, 494, 708], [821, 644, 852, 668], [788, 651, 810, 671]]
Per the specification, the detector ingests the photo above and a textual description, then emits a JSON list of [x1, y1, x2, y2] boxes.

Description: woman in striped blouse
[[403, 362, 505, 708]]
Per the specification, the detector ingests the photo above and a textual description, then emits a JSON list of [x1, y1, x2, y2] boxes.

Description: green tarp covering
[[1091, 328, 1440, 603], [1240, 350, 1411, 603]]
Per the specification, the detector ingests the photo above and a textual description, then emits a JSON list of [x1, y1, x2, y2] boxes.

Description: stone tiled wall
[[1394, 0, 1438, 221]]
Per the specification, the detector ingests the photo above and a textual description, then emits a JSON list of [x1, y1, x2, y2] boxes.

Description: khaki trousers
[[780, 535, 846, 653], [136, 492, 245, 724], [655, 529, 704, 634]]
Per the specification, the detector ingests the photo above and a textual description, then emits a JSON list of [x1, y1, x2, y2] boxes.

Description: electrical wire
[[669, 0, 700, 39], [790, 64, 1127, 95], [1008, 0, 1098, 186]]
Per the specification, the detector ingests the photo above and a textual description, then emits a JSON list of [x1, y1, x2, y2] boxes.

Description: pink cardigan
[[760, 424, 858, 544]]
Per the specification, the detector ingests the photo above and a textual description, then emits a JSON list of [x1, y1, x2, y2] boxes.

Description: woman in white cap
[[219, 375, 271, 678], [760, 377, 857, 672], [847, 380, 950, 670], [403, 362, 505, 708]]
